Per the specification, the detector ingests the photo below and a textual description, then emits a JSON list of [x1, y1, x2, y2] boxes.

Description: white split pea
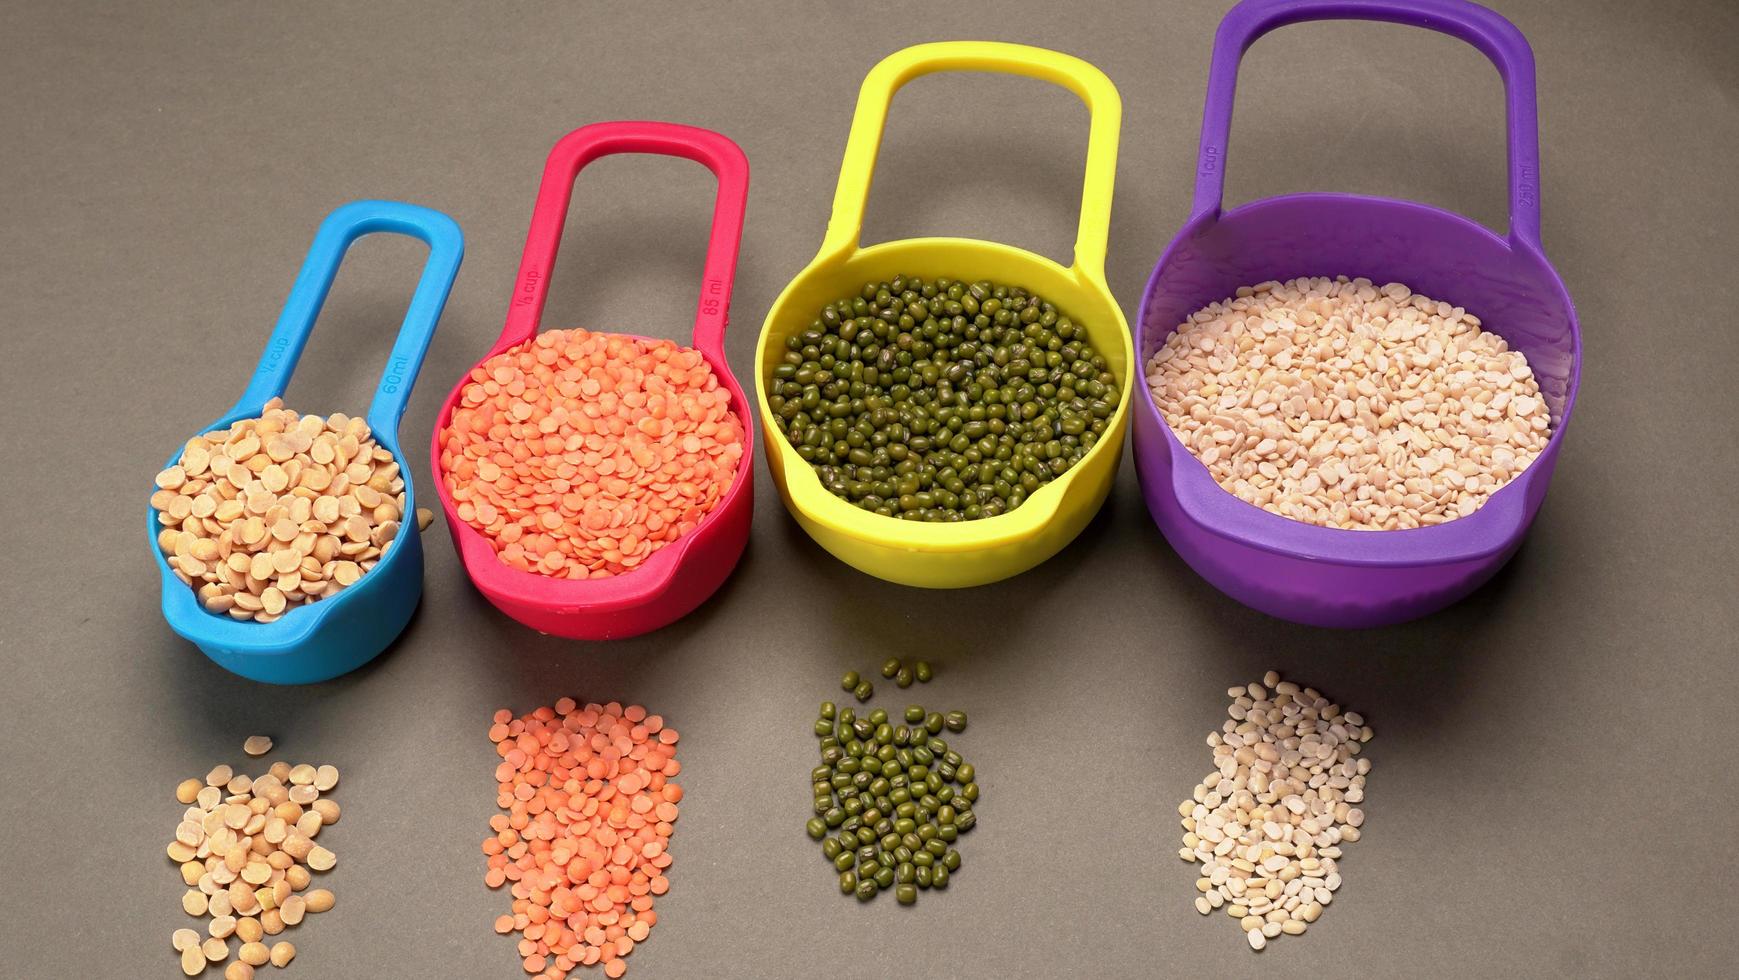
[[1146, 277, 1551, 530], [1179, 671, 1372, 952]]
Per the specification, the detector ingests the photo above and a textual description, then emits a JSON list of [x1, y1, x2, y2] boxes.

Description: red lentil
[[441, 329, 743, 579], [485, 699, 680, 979]]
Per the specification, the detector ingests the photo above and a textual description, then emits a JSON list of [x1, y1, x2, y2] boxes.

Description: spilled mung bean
[[807, 664, 979, 905]]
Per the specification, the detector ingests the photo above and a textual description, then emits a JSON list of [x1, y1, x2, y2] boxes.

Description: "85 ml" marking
[[700, 277, 725, 317]]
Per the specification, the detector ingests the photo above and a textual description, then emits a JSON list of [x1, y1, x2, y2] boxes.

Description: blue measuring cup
[[149, 200, 464, 683]]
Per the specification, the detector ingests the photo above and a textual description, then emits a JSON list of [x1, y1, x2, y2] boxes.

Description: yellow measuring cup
[[755, 41, 1131, 588]]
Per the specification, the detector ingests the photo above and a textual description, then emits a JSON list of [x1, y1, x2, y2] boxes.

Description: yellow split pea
[[152, 398, 417, 622], [168, 753, 340, 975]]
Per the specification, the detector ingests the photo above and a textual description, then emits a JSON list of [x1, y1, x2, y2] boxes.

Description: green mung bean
[[769, 276, 1120, 521], [807, 674, 980, 906]]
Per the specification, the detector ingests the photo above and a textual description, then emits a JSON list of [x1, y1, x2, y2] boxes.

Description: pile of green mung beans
[[807, 659, 977, 905], [769, 276, 1119, 521]]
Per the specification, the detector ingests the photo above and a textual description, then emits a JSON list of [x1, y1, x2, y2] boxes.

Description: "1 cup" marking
[[263, 334, 292, 373], [1200, 144, 1221, 179]]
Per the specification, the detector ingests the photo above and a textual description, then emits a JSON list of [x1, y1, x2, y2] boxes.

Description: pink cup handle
[[1193, 0, 1543, 251], [497, 121, 751, 361]]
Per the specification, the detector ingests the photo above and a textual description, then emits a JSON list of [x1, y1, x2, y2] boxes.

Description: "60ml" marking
[[380, 356, 410, 394]]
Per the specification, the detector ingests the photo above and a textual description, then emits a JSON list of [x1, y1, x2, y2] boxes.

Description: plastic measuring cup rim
[[1134, 190, 1582, 567], [430, 331, 754, 610], [150, 415, 421, 655], [756, 235, 1135, 552], [1138, 190, 1582, 361]]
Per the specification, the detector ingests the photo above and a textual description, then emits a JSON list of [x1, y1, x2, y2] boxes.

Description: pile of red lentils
[[439, 329, 744, 579], [484, 698, 681, 979]]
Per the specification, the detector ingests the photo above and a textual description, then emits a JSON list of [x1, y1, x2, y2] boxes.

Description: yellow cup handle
[[818, 41, 1123, 286]]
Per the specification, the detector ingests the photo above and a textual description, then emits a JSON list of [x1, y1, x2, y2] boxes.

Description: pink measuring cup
[[429, 121, 753, 639]]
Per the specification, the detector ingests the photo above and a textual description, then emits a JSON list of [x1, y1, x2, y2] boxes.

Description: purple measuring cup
[[1133, 0, 1582, 628]]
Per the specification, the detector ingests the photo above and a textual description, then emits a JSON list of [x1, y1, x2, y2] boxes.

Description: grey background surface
[[2, 1, 1735, 977]]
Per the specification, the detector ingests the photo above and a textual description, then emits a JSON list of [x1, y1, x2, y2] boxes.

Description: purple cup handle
[[1192, 0, 1543, 251]]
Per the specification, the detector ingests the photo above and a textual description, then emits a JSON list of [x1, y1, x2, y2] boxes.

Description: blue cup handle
[[228, 200, 466, 434]]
